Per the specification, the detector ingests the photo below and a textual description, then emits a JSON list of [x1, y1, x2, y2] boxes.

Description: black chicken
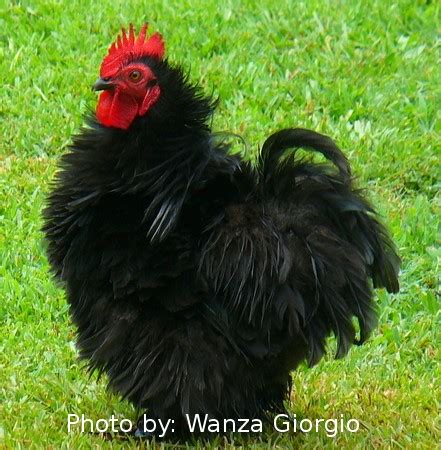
[[43, 24, 399, 438]]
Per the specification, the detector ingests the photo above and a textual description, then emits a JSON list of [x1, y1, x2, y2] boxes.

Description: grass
[[0, 0, 440, 447]]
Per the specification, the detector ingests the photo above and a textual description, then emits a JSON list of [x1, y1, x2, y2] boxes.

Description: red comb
[[100, 24, 165, 77]]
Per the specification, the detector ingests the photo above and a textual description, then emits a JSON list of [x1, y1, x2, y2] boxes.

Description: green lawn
[[1, 0, 440, 448]]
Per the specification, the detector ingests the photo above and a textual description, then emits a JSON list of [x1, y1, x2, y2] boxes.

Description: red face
[[93, 62, 161, 130]]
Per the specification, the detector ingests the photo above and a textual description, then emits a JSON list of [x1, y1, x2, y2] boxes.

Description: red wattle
[[96, 91, 139, 130]]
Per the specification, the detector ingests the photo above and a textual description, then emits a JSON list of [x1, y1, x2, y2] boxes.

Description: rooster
[[43, 24, 399, 438]]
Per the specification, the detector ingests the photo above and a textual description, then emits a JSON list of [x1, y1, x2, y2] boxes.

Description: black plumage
[[43, 53, 399, 438]]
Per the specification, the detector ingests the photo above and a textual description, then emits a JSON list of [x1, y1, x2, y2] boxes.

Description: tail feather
[[260, 128, 351, 183], [352, 212, 400, 293], [255, 127, 399, 365]]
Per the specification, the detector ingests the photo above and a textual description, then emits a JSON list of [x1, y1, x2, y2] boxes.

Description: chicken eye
[[129, 70, 142, 82]]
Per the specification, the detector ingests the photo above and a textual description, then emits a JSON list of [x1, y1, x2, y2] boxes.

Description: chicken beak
[[92, 78, 114, 92]]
